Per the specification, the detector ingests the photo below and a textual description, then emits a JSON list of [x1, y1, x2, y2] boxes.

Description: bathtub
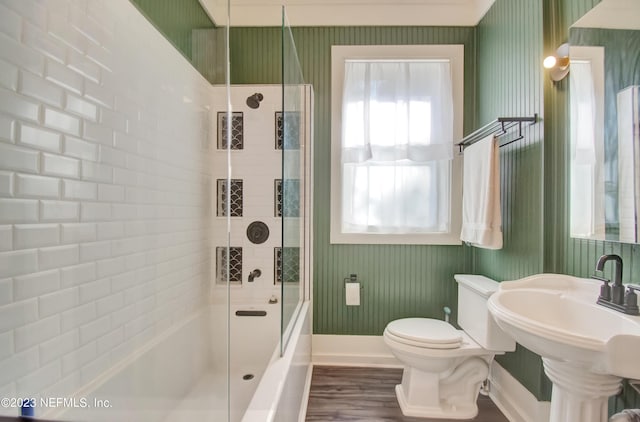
[[46, 300, 311, 422], [242, 301, 311, 422]]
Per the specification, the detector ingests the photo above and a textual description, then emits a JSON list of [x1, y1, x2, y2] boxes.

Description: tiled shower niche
[[217, 179, 243, 217], [216, 246, 243, 284], [274, 179, 301, 217], [217, 111, 244, 149], [274, 247, 301, 284], [275, 111, 301, 150]]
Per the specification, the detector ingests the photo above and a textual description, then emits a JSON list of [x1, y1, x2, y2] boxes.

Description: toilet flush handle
[[443, 306, 451, 323]]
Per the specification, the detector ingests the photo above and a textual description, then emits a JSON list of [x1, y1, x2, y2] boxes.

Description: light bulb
[[543, 55, 557, 69]]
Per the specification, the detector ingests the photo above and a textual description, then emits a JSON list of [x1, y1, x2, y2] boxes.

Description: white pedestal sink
[[487, 274, 640, 422]]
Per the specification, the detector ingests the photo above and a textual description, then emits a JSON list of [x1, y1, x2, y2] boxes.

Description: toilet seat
[[385, 318, 462, 349]]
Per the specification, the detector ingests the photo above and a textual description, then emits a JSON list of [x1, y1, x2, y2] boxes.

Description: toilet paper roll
[[345, 282, 360, 306]]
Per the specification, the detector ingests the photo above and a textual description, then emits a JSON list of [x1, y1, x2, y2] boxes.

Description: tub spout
[[248, 269, 262, 282]]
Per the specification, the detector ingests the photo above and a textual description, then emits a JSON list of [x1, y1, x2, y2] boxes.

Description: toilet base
[[395, 384, 479, 419], [393, 357, 489, 419]]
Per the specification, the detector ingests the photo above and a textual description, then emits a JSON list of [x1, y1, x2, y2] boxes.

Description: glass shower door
[[280, 8, 307, 353]]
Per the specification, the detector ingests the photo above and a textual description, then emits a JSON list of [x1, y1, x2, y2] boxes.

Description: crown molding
[[200, 0, 496, 27], [572, 0, 640, 30]]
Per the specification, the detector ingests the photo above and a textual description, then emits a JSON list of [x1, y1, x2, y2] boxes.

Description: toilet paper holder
[[343, 274, 364, 289]]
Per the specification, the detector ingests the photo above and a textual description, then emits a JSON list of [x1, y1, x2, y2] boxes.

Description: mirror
[[569, 0, 640, 243]]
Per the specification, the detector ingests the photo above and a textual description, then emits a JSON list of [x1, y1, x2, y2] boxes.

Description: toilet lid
[[386, 318, 462, 348]]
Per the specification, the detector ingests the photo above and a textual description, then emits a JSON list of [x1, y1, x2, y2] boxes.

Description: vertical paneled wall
[[475, 0, 550, 401], [230, 26, 476, 335], [0, 0, 212, 413], [129, 0, 223, 84], [475, 0, 544, 290], [549, 0, 640, 413], [129, 0, 214, 61]]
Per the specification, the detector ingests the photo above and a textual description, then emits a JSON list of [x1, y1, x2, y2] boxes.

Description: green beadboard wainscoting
[[230, 26, 477, 335], [474, 0, 551, 402], [120, 0, 640, 414], [129, 0, 215, 62], [130, 0, 225, 83], [547, 0, 640, 413]]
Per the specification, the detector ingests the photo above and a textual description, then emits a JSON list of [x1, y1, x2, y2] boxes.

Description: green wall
[[129, 0, 215, 60], [475, 1, 544, 281], [227, 0, 640, 411], [468, 0, 640, 406], [548, 0, 640, 413], [230, 26, 476, 335], [125, 0, 640, 414], [228, 19, 553, 400], [474, 0, 550, 401]]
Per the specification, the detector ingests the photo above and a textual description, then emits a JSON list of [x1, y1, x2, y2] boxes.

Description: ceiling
[[199, 0, 496, 27]]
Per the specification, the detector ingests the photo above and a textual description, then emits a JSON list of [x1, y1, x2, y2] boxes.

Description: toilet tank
[[454, 274, 515, 352]]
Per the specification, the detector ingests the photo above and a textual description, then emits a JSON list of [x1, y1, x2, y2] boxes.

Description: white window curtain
[[340, 60, 454, 234], [569, 60, 604, 238]]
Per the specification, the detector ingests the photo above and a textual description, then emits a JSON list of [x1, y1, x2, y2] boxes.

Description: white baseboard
[[312, 334, 402, 367], [489, 362, 551, 422]]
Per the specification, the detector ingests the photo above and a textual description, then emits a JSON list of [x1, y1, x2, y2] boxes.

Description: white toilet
[[383, 274, 515, 419]]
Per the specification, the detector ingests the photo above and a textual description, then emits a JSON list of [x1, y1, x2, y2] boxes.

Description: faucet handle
[[593, 275, 611, 301], [624, 285, 640, 315]]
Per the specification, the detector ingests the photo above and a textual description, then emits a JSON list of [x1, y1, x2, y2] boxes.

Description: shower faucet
[[248, 269, 262, 282], [246, 93, 263, 109]]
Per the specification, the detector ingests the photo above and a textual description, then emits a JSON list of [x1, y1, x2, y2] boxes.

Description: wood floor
[[305, 366, 509, 422]]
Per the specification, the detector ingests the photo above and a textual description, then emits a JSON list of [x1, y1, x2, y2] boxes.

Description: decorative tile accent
[[216, 179, 243, 217], [274, 179, 282, 217], [274, 247, 300, 284], [216, 246, 243, 284], [217, 111, 243, 150], [275, 111, 301, 150], [274, 179, 300, 217]]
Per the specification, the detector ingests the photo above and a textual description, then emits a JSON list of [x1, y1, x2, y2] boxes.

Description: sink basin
[[488, 273, 640, 422], [487, 273, 640, 379]]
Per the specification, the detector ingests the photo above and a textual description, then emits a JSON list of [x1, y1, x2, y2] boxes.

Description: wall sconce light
[[544, 43, 570, 81]]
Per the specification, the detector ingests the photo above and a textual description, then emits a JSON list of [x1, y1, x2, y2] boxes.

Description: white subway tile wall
[[0, 0, 212, 414]]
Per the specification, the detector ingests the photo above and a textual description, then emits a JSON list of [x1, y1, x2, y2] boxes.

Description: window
[[330, 45, 464, 244]]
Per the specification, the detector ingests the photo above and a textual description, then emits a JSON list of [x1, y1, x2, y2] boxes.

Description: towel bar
[[457, 114, 538, 152]]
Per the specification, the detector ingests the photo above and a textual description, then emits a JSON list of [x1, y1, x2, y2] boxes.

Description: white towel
[[460, 134, 502, 249]]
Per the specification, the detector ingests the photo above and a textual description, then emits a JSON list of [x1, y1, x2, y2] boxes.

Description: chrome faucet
[[593, 254, 639, 315], [595, 254, 623, 304], [248, 269, 262, 282]]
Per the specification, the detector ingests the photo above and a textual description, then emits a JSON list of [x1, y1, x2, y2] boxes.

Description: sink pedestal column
[[543, 358, 622, 422]]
